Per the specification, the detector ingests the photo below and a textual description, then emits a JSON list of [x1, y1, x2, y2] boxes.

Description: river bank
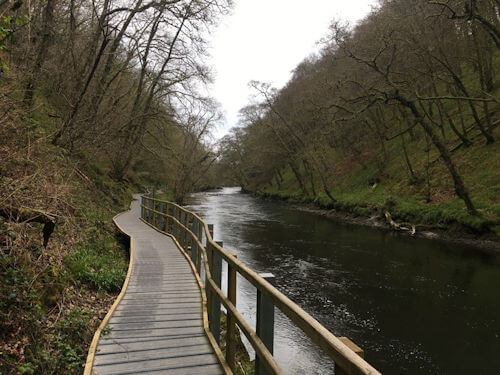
[[250, 190, 500, 253]]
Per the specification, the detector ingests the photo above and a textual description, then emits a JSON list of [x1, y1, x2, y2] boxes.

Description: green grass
[[154, 191, 175, 202], [67, 232, 127, 293], [258, 126, 500, 234]]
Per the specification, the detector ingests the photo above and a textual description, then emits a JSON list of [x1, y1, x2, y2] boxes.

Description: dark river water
[[185, 187, 500, 375]]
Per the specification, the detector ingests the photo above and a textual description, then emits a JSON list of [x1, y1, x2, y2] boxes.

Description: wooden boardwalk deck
[[90, 196, 224, 375]]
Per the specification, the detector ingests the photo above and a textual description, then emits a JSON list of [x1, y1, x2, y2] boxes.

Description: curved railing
[[140, 195, 381, 375]]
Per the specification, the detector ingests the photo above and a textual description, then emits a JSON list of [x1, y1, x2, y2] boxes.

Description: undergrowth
[[0, 85, 132, 374]]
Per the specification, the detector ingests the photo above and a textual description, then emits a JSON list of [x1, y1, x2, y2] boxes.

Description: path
[[91, 195, 223, 375]]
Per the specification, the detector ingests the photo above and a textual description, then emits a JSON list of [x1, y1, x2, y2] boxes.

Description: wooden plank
[[118, 297, 202, 305], [114, 301, 202, 312], [109, 313, 202, 324], [96, 335, 209, 354], [111, 308, 202, 318], [122, 289, 199, 296], [96, 363, 223, 375], [107, 319, 203, 331], [93, 354, 220, 374], [94, 343, 214, 365], [97, 333, 208, 347], [101, 326, 205, 339]]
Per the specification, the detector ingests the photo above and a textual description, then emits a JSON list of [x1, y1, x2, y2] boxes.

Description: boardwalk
[[91, 196, 224, 375]]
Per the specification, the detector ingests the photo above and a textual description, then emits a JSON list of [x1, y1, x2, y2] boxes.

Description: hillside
[[216, 0, 500, 244], [0, 92, 132, 373], [0, 0, 229, 372], [257, 125, 500, 241]]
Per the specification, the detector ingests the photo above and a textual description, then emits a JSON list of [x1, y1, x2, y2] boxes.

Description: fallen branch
[[0, 206, 58, 247], [384, 211, 416, 235]]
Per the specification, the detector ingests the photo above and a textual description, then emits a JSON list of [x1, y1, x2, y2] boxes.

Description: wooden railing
[[140, 195, 381, 375]]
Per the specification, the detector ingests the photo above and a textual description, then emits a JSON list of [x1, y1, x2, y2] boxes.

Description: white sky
[[207, 0, 378, 139]]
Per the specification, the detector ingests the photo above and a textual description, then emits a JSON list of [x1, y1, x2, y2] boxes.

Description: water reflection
[[185, 187, 500, 374]]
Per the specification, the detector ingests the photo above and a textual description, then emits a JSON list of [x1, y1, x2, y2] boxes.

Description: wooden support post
[[168, 205, 173, 233], [146, 198, 150, 222], [163, 203, 167, 231], [186, 213, 191, 254], [157, 202, 161, 228], [156, 202, 160, 228], [184, 213, 190, 249], [336, 337, 364, 375], [141, 196, 144, 219], [165, 204, 169, 233], [226, 252, 238, 371], [255, 273, 275, 375], [205, 225, 214, 319], [173, 206, 178, 239], [159, 203, 164, 231], [180, 211, 185, 248], [153, 200, 157, 227], [197, 221, 202, 275], [191, 219, 198, 266], [183, 212, 188, 248], [209, 241, 223, 344]]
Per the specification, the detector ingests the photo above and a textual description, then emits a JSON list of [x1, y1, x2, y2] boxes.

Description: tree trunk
[[289, 161, 309, 196], [401, 133, 417, 184], [23, 0, 56, 107], [398, 96, 477, 215]]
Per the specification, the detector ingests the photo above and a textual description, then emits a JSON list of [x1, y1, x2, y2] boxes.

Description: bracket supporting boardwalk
[[85, 195, 225, 375], [85, 194, 382, 375]]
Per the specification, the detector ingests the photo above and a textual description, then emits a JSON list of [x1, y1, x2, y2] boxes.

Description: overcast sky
[[207, 0, 377, 139]]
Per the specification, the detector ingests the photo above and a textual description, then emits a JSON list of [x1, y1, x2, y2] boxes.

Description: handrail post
[[153, 200, 157, 227], [173, 206, 178, 238], [180, 210, 185, 247], [168, 204, 172, 233], [158, 202, 162, 230], [255, 273, 276, 375], [205, 224, 214, 319], [191, 219, 198, 265], [161, 202, 166, 231], [336, 337, 364, 375], [185, 213, 191, 251], [226, 252, 238, 371], [196, 221, 202, 275], [141, 196, 144, 219], [184, 212, 190, 249], [209, 240, 223, 344]]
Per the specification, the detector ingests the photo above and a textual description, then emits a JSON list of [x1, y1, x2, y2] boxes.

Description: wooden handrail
[[141, 195, 382, 375]]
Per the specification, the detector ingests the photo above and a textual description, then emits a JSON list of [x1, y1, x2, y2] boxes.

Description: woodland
[[218, 0, 500, 234], [0, 0, 499, 373], [0, 0, 230, 373]]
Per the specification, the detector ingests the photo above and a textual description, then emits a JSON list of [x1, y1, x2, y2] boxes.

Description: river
[[185, 187, 500, 374]]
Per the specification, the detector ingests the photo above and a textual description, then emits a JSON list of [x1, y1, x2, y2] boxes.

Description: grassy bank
[[254, 127, 500, 238]]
